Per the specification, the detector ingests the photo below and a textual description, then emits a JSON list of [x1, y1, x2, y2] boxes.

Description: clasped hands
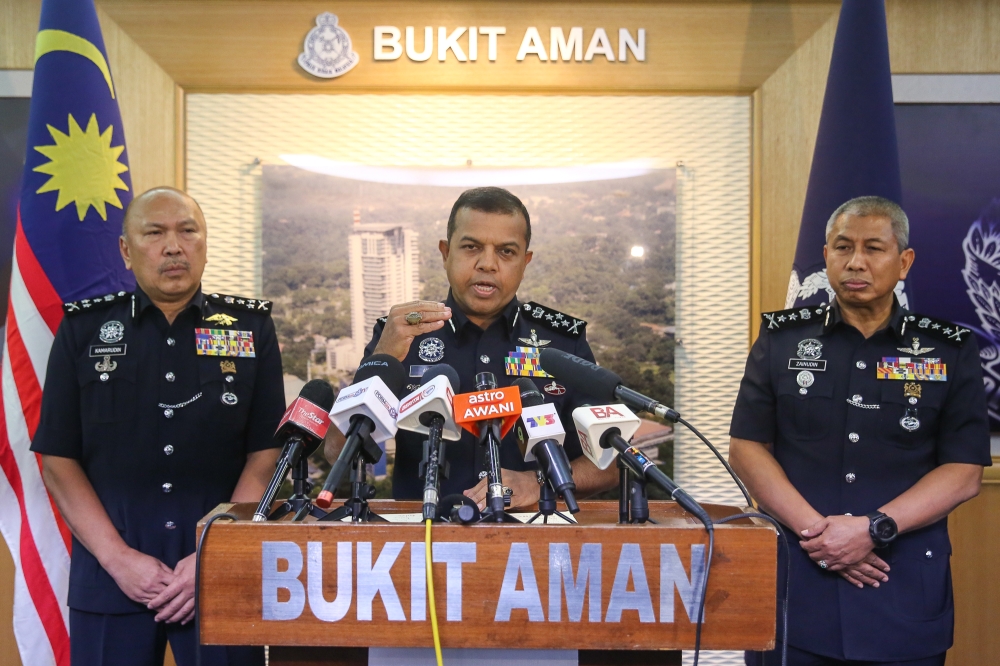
[[106, 548, 197, 624], [799, 515, 890, 589]]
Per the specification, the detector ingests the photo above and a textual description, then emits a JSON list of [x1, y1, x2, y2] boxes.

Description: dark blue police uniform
[[31, 286, 285, 666], [731, 299, 992, 665], [364, 292, 595, 499]]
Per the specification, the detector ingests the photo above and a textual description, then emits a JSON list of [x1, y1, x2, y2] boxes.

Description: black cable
[[676, 417, 753, 508], [691, 526, 714, 666], [195, 512, 237, 666], [713, 511, 791, 666]]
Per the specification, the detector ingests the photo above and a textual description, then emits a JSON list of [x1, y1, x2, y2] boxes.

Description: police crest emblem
[[297, 13, 359, 79]]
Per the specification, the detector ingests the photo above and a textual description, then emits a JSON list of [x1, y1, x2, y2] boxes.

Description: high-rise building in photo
[[349, 210, 420, 357]]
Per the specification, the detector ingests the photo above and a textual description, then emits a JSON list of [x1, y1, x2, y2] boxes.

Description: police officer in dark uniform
[[329, 186, 618, 508], [730, 196, 992, 666], [31, 187, 284, 666]]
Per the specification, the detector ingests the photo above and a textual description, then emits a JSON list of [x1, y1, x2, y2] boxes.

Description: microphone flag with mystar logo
[[0, 0, 134, 664], [785, 0, 909, 310]]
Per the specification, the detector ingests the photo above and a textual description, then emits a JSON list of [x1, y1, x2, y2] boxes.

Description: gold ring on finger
[[405, 311, 423, 326]]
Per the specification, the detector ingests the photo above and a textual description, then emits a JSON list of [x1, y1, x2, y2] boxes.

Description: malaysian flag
[[0, 0, 134, 663]]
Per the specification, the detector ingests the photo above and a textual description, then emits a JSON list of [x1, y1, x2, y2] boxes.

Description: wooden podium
[[197, 501, 777, 665]]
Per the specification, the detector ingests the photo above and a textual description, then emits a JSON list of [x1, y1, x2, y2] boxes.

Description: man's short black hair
[[447, 186, 531, 249]]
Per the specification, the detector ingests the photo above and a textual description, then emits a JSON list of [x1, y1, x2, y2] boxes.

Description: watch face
[[875, 520, 894, 539]]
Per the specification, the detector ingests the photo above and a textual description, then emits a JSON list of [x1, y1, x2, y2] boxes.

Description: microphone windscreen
[[353, 354, 408, 398], [421, 363, 461, 392], [298, 378, 336, 412], [538, 348, 620, 401], [512, 377, 544, 408]]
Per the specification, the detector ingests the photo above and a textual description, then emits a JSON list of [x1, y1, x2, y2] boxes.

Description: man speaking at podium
[[30, 188, 284, 666], [730, 197, 991, 666], [328, 186, 618, 508]]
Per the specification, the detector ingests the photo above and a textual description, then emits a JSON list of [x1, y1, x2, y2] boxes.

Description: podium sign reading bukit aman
[[196, 502, 777, 651]]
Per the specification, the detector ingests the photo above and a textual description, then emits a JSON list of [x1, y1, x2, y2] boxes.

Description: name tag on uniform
[[788, 359, 827, 371], [877, 357, 947, 381], [195, 328, 256, 358], [89, 344, 126, 357]]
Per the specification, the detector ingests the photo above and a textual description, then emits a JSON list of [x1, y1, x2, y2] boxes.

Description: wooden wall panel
[[755, 10, 837, 319], [887, 0, 1000, 74], [97, 7, 177, 195], [948, 464, 1000, 666], [0, 0, 40, 68], [97, 0, 838, 94]]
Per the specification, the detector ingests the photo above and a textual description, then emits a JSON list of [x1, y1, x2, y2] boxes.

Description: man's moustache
[[159, 262, 190, 274]]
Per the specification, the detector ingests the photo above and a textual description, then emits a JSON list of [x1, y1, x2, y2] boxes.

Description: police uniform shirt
[[364, 292, 595, 499], [730, 299, 992, 661], [31, 287, 285, 614]]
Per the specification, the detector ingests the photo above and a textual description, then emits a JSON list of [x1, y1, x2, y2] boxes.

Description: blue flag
[[20, 0, 135, 304], [786, 0, 906, 309]]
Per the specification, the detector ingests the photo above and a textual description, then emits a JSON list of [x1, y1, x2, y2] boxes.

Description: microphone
[[452, 372, 522, 520], [253, 379, 335, 522], [395, 364, 462, 521], [511, 378, 579, 514], [539, 348, 680, 422], [315, 355, 407, 509]]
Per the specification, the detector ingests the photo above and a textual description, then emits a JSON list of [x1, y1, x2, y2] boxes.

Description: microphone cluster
[[255, 347, 711, 525]]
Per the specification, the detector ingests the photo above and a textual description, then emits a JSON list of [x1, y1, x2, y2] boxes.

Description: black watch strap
[[867, 511, 898, 548]]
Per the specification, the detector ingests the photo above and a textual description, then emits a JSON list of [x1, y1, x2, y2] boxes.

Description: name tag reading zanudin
[[195, 328, 256, 358], [788, 359, 827, 371]]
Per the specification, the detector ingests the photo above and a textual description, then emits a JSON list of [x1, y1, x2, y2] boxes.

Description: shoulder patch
[[902, 313, 973, 346], [206, 293, 271, 313], [63, 291, 131, 315], [521, 301, 587, 337], [761, 305, 828, 331]]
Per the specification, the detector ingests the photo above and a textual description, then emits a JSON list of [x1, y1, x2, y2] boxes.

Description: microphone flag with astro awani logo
[[786, 0, 910, 311], [2, 1, 135, 664]]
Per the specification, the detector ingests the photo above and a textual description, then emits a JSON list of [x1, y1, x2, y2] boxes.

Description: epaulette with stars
[[63, 291, 131, 315], [520, 301, 587, 337], [900, 312, 972, 346], [206, 292, 272, 313], [761, 304, 828, 331]]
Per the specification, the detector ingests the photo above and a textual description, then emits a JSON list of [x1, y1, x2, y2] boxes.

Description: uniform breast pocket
[[78, 361, 136, 424], [198, 357, 255, 429], [776, 373, 835, 441], [878, 381, 943, 449]]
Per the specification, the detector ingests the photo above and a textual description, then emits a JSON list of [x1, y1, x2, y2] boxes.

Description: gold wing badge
[[205, 312, 238, 327]]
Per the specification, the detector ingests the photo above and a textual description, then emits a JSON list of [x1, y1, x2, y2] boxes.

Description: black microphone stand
[[615, 456, 652, 524], [527, 475, 574, 524], [318, 436, 387, 523], [419, 416, 449, 522], [272, 454, 326, 521], [474, 372, 520, 524]]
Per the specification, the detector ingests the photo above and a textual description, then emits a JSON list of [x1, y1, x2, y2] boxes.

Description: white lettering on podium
[[660, 544, 707, 623], [606, 544, 655, 623], [549, 543, 601, 622], [262, 541, 305, 620], [373, 26, 402, 60], [584, 28, 615, 62], [550, 27, 583, 61], [307, 542, 352, 622], [434, 542, 478, 621], [495, 543, 544, 621], [517, 27, 547, 61], [357, 542, 406, 621], [438, 26, 468, 61], [410, 542, 426, 621], [406, 26, 433, 62]]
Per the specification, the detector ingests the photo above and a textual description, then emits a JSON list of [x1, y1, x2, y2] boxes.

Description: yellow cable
[[425, 518, 444, 666]]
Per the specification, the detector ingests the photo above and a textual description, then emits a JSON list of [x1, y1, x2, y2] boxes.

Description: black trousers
[[747, 645, 946, 666], [70, 609, 264, 666]]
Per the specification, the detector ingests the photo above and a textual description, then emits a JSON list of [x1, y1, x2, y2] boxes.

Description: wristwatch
[[867, 511, 898, 548]]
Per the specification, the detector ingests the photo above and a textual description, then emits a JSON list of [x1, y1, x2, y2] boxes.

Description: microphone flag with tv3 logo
[[315, 354, 407, 509], [252, 379, 335, 521], [511, 377, 579, 514], [538, 347, 680, 422]]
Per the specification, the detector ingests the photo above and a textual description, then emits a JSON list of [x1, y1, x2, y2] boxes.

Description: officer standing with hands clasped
[[326, 186, 618, 508], [31, 187, 285, 666], [730, 196, 992, 666]]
